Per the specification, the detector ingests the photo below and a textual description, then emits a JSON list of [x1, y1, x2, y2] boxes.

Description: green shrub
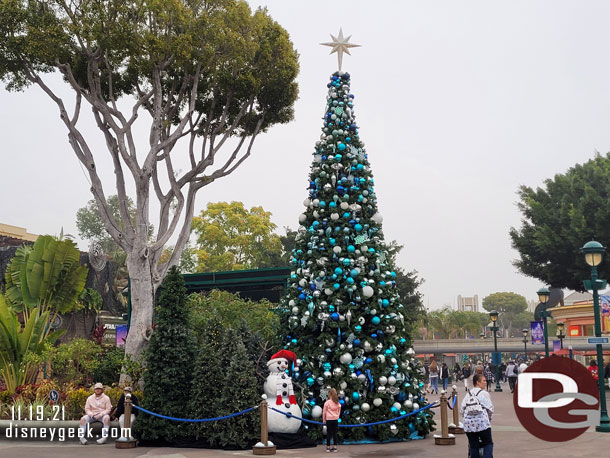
[[64, 387, 90, 420], [93, 347, 125, 386], [49, 338, 102, 387], [187, 290, 280, 346]]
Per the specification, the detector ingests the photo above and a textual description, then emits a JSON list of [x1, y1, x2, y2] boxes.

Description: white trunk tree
[[0, 0, 299, 358]]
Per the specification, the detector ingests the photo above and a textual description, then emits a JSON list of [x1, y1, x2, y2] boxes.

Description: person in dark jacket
[[462, 363, 472, 391], [112, 386, 139, 430], [441, 362, 450, 391]]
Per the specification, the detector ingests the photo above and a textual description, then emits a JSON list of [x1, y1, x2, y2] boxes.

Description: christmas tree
[[281, 70, 434, 442]]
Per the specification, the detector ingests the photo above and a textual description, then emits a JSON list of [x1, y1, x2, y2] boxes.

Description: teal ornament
[[355, 325, 362, 332], [352, 392, 360, 400], [342, 258, 351, 266], [354, 224, 363, 231], [333, 283, 340, 290], [346, 277, 355, 285], [334, 267, 343, 275], [337, 143, 346, 151], [372, 316, 381, 325], [347, 245, 355, 252], [307, 377, 315, 386], [382, 299, 390, 307]]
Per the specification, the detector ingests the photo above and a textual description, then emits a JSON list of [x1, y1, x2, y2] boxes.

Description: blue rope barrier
[[447, 395, 457, 410], [269, 402, 437, 428], [131, 404, 257, 422]]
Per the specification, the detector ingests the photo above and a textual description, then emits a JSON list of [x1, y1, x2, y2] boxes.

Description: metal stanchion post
[[448, 386, 464, 435], [434, 391, 456, 445], [253, 396, 276, 455]]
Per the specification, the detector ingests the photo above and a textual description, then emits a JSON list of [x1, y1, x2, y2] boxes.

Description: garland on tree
[[280, 71, 434, 442]]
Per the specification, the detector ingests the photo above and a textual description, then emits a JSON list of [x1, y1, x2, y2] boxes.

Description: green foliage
[[192, 201, 283, 272], [187, 289, 280, 346], [48, 338, 103, 388], [188, 318, 227, 443], [63, 387, 92, 420], [423, 308, 488, 339], [0, 295, 63, 393], [482, 292, 528, 334], [133, 266, 196, 443], [4, 235, 88, 317], [93, 347, 125, 386], [78, 288, 103, 313], [510, 154, 610, 290], [214, 329, 260, 449]]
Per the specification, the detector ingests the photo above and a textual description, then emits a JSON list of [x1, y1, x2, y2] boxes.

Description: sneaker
[[332, 448, 338, 453], [96, 436, 108, 445], [79, 437, 87, 445], [326, 447, 331, 453]]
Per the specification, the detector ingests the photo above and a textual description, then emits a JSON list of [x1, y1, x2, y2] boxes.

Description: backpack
[[513, 364, 519, 375], [463, 389, 484, 418]]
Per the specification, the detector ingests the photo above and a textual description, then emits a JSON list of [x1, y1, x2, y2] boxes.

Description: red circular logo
[[513, 356, 599, 441]]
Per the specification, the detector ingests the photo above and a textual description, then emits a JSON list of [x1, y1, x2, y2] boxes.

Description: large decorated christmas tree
[[280, 33, 434, 443]]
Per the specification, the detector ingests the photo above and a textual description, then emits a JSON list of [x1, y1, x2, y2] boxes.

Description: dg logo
[[514, 356, 600, 441]]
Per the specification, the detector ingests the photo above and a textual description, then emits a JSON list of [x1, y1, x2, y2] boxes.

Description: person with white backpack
[[460, 373, 494, 458]]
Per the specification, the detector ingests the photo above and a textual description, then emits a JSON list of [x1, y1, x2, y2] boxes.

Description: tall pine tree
[[281, 71, 433, 441], [133, 266, 196, 443]]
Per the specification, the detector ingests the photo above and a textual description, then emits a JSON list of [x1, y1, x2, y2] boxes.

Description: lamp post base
[[595, 424, 610, 433], [494, 384, 503, 392]]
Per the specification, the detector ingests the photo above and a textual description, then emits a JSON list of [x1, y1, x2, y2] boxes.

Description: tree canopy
[[482, 292, 528, 335], [0, 0, 299, 358], [510, 154, 610, 290], [191, 201, 283, 271]]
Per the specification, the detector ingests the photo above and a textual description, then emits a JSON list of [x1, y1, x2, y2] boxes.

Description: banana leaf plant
[[5, 235, 88, 330], [0, 295, 64, 393]]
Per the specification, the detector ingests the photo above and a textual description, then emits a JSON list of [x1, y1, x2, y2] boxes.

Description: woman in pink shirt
[[323, 388, 341, 452]]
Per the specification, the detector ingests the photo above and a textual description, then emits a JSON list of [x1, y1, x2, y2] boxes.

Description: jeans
[[466, 427, 493, 458], [442, 378, 448, 390], [430, 376, 439, 393], [508, 376, 517, 392]]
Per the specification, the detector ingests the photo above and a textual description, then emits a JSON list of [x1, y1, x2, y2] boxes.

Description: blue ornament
[[331, 312, 340, 321], [357, 164, 364, 170], [346, 277, 355, 285], [350, 268, 359, 277], [342, 258, 351, 266], [337, 143, 346, 151], [333, 283, 340, 290], [347, 245, 355, 252], [355, 325, 362, 332], [372, 316, 381, 325], [339, 399, 345, 405], [382, 299, 390, 307], [353, 339, 361, 346], [365, 357, 372, 364], [299, 293, 306, 300], [307, 377, 314, 386], [352, 392, 360, 400], [319, 200, 326, 207], [334, 267, 343, 275], [323, 362, 331, 371], [329, 201, 337, 208], [354, 224, 363, 231]]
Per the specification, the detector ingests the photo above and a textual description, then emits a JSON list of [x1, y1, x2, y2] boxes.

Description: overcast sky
[[2, 1, 610, 309]]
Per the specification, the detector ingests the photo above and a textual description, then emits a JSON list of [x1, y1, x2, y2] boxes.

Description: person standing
[[429, 360, 439, 394], [323, 388, 341, 452], [441, 362, 450, 391], [588, 360, 599, 381], [605, 360, 610, 388], [506, 361, 518, 393], [460, 373, 494, 458], [484, 364, 494, 391], [499, 362, 507, 383], [462, 362, 472, 392]]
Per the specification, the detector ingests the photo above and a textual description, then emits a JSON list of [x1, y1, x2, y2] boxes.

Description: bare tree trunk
[[124, 255, 156, 359]]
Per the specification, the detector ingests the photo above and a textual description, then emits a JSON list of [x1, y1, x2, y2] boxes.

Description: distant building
[[527, 299, 538, 313], [0, 222, 38, 244], [457, 294, 479, 312]]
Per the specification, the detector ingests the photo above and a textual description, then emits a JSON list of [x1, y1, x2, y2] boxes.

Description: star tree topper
[[320, 28, 361, 71]]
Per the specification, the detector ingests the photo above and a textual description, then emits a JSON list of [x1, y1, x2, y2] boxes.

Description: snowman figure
[[264, 350, 302, 434]]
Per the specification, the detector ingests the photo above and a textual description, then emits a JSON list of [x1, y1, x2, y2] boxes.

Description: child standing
[[323, 388, 341, 452]]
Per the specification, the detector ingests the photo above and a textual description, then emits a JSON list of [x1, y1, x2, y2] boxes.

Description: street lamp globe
[[522, 328, 528, 338], [537, 287, 550, 304], [489, 310, 499, 322], [581, 240, 605, 267], [556, 322, 565, 335]]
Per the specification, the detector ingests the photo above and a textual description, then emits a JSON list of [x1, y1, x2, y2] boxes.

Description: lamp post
[[580, 240, 610, 433], [556, 322, 565, 350], [537, 287, 551, 357], [489, 310, 502, 392], [479, 333, 485, 363], [522, 328, 528, 360]]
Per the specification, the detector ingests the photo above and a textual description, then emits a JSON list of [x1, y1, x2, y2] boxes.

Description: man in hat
[[80, 382, 112, 445], [112, 386, 139, 430]]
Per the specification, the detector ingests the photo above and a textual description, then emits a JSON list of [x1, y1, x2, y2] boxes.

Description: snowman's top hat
[[267, 350, 297, 367]]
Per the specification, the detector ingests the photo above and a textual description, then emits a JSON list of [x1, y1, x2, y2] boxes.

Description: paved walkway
[[2, 381, 610, 457]]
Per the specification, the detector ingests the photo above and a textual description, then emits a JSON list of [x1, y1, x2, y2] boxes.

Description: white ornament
[[333, 246, 342, 254], [340, 353, 353, 364], [303, 198, 311, 207], [373, 398, 383, 407], [379, 376, 388, 385], [371, 213, 383, 224], [340, 202, 349, 210], [390, 424, 398, 435], [340, 381, 348, 390], [362, 286, 374, 298], [404, 400, 413, 409], [361, 402, 371, 412], [377, 355, 385, 364], [311, 406, 323, 418], [413, 403, 420, 410], [331, 213, 340, 221], [298, 214, 307, 224], [388, 376, 397, 386]]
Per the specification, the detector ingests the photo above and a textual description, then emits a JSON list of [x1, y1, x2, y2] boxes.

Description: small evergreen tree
[[188, 317, 225, 443], [238, 320, 271, 386], [214, 329, 261, 449], [133, 266, 196, 442]]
